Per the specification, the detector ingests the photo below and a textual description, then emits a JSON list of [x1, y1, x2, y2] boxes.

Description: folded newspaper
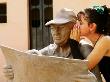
[[0, 45, 97, 82]]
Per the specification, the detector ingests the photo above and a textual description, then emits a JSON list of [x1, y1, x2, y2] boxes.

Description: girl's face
[[78, 14, 91, 37]]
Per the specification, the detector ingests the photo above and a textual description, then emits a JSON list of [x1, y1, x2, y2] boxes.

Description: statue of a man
[[3, 8, 98, 82]]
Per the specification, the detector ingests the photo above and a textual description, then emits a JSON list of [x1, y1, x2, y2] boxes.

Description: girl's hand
[[70, 24, 80, 42]]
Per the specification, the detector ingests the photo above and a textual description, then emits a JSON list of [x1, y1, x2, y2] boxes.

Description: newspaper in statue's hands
[[0, 45, 97, 82]]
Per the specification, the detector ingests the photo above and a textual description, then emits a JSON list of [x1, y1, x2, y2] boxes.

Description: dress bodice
[[99, 56, 110, 82]]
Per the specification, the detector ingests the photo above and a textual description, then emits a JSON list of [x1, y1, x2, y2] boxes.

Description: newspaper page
[[0, 45, 97, 82]]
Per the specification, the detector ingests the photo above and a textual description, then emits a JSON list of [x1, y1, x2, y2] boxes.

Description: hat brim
[[45, 18, 71, 26]]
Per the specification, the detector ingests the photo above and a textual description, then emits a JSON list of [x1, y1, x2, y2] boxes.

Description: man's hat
[[45, 8, 77, 26]]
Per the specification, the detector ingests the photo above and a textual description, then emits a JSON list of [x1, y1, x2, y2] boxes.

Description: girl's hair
[[77, 5, 110, 35]]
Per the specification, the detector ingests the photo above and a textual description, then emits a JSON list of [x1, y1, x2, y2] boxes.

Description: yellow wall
[[53, 0, 110, 17], [0, 0, 29, 82]]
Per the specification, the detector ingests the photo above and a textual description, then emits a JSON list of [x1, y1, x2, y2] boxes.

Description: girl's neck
[[86, 33, 102, 45]]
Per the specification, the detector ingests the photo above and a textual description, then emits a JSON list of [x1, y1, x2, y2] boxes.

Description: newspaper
[[0, 45, 97, 82]]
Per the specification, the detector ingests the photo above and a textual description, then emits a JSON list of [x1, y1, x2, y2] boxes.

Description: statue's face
[[50, 23, 73, 46]]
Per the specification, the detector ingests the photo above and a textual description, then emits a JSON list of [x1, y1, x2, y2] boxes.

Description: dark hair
[[77, 5, 110, 35]]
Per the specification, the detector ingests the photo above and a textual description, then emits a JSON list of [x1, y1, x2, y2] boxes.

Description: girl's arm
[[87, 36, 110, 70]]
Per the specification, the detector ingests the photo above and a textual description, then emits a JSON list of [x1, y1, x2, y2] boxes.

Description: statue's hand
[[3, 65, 14, 79], [25, 49, 42, 56]]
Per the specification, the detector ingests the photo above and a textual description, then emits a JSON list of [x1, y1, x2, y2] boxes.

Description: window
[[0, 3, 7, 23], [29, 0, 53, 49]]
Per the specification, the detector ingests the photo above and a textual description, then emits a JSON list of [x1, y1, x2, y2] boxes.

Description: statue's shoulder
[[39, 43, 57, 56]]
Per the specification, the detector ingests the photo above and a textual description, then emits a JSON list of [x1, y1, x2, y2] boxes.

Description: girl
[[70, 5, 110, 82]]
